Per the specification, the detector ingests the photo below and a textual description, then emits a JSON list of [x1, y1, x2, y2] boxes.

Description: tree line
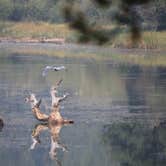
[[0, 0, 63, 22], [0, 0, 165, 44], [0, 0, 165, 31]]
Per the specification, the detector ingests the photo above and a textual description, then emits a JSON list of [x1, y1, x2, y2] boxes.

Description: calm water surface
[[0, 44, 166, 166]]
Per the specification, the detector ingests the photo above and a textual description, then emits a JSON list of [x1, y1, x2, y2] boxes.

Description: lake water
[[0, 43, 166, 166]]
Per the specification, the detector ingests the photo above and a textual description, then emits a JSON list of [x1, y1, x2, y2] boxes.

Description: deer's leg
[[30, 123, 48, 150]]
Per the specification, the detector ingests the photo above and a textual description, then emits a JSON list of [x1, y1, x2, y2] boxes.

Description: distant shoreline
[[0, 37, 65, 44], [0, 21, 166, 50]]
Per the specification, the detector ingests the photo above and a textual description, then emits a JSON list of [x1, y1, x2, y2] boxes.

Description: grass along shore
[[0, 21, 77, 43], [0, 21, 166, 50]]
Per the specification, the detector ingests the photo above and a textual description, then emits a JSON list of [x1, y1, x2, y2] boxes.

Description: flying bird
[[42, 65, 66, 76]]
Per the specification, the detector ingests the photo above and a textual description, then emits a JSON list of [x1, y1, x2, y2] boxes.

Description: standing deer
[[25, 79, 74, 124]]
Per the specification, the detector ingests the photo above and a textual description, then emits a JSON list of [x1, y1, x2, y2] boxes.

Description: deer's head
[[25, 93, 41, 109]]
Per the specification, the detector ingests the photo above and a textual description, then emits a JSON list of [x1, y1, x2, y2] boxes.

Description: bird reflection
[[30, 122, 71, 165]]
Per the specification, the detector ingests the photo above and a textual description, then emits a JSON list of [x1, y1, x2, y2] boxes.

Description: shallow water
[[0, 44, 166, 166]]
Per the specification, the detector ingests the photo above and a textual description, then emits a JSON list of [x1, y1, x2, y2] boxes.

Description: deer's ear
[[36, 99, 42, 108]]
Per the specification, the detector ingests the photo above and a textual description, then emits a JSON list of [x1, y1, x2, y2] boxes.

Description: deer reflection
[[30, 122, 69, 163], [30, 123, 48, 150], [49, 123, 68, 160]]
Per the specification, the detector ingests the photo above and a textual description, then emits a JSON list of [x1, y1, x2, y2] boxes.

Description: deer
[[25, 79, 74, 124]]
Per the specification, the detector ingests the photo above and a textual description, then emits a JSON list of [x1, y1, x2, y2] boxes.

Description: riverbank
[[0, 21, 166, 49], [0, 37, 65, 44]]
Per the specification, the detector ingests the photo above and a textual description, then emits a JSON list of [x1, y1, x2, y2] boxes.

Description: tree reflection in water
[[103, 122, 166, 166]]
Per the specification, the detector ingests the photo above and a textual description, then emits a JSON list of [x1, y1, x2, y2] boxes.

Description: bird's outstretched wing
[[42, 65, 54, 76], [42, 65, 66, 76], [42, 66, 50, 76], [53, 66, 66, 71], [42, 70, 47, 77]]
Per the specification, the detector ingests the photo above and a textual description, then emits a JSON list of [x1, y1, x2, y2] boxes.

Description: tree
[[0, 0, 13, 20], [137, 0, 166, 31], [62, 0, 165, 45]]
